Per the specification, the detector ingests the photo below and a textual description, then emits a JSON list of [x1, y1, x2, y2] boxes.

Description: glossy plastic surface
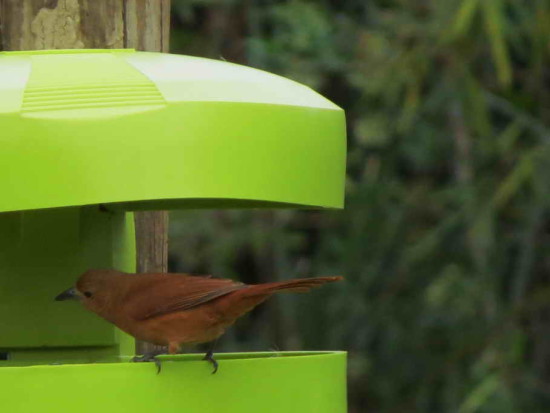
[[0, 207, 134, 355], [0, 352, 347, 413], [0, 49, 346, 213]]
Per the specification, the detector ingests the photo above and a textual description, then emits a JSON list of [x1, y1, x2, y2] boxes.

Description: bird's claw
[[132, 353, 163, 374], [203, 350, 219, 374]]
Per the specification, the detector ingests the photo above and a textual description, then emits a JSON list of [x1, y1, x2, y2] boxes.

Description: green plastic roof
[[0, 49, 346, 213]]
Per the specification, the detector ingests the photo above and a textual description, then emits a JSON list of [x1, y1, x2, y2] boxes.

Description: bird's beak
[[55, 287, 79, 301]]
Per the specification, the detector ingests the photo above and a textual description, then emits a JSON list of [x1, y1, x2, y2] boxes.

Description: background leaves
[[169, 1, 550, 411]]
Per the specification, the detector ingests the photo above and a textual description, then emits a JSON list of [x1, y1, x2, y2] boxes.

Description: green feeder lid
[[0, 49, 346, 213]]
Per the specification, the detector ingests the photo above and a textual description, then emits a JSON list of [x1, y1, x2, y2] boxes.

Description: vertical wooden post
[[134, 211, 169, 356], [0, 0, 171, 355]]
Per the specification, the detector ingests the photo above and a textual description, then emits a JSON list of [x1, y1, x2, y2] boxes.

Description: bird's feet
[[203, 350, 219, 374], [132, 350, 165, 374]]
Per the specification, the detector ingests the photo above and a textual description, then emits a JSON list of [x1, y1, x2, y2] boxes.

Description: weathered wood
[[0, 0, 171, 356], [124, 0, 170, 53], [134, 211, 169, 273], [134, 210, 169, 355], [0, 0, 170, 51], [0, 0, 124, 50]]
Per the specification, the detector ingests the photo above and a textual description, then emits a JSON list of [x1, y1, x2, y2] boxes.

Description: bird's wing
[[124, 274, 247, 321]]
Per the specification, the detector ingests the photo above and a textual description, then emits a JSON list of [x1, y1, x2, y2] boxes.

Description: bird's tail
[[217, 276, 343, 320], [246, 276, 343, 296]]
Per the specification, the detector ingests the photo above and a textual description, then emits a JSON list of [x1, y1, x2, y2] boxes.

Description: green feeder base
[[0, 351, 347, 412]]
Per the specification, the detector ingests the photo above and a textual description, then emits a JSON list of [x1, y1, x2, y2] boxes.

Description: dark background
[[168, 1, 550, 412]]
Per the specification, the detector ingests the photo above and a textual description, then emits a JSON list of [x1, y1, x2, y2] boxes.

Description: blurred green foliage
[[169, 1, 550, 411]]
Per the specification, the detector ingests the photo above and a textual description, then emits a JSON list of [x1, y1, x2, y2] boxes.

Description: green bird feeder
[[0, 49, 347, 412]]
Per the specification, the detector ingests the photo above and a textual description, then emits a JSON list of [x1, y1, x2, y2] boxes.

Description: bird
[[55, 269, 342, 373]]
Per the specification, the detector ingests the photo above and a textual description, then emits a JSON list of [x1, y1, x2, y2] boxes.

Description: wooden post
[[133, 210, 169, 356], [0, 0, 171, 355]]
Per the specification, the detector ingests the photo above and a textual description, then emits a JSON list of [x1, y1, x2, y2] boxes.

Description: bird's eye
[[83, 291, 93, 298]]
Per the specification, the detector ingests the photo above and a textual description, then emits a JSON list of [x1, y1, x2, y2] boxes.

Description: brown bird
[[55, 269, 342, 373]]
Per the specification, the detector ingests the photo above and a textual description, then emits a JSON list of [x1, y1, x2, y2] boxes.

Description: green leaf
[[482, 0, 512, 87], [451, 0, 480, 38], [465, 73, 492, 140], [459, 374, 501, 413], [492, 153, 534, 208], [497, 121, 523, 154]]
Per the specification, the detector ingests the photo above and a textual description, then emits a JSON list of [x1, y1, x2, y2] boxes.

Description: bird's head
[[55, 269, 125, 314]]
